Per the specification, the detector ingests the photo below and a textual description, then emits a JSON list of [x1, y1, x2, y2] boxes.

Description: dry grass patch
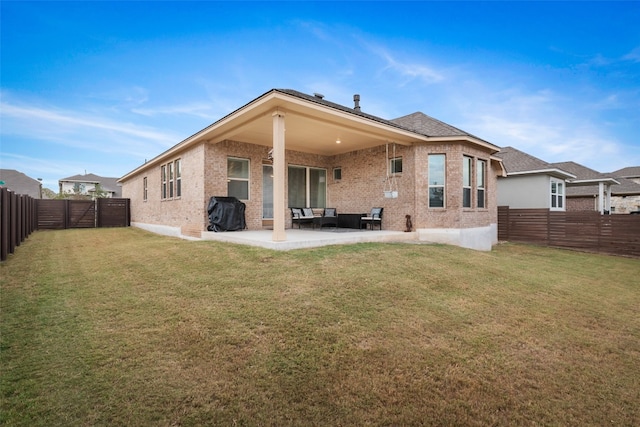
[[1, 228, 639, 426]]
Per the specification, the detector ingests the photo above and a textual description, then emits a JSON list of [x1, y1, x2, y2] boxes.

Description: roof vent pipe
[[313, 93, 325, 99], [354, 94, 361, 111]]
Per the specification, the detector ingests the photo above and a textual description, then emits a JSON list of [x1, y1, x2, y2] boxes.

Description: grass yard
[[1, 228, 639, 426]]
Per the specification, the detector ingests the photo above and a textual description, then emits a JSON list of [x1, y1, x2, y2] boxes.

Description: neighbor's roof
[[610, 166, 640, 178], [0, 169, 42, 198], [494, 147, 575, 179], [60, 173, 122, 196], [550, 161, 619, 189]]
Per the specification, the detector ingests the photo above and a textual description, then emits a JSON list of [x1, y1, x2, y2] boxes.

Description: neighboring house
[[550, 161, 620, 214], [494, 147, 575, 211], [0, 169, 43, 198], [119, 89, 506, 250], [607, 166, 640, 214], [59, 173, 122, 198]]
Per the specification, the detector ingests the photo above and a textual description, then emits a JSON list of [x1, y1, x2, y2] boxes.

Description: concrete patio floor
[[201, 227, 417, 250]]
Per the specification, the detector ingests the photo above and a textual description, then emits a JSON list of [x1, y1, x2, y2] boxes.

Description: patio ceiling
[[191, 90, 426, 156]]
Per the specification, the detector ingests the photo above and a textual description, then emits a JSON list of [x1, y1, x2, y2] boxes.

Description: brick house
[[119, 89, 505, 250]]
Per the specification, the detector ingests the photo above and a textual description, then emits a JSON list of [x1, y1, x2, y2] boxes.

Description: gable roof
[[494, 146, 575, 179], [121, 88, 500, 182], [0, 169, 42, 198]]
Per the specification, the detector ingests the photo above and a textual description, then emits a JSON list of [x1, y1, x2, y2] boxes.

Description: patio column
[[598, 182, 604, 214], [272, 109, 287, 241], [605, 184, 612, 214]]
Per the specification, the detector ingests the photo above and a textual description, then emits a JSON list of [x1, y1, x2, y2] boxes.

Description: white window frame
[[463, 156, 473, 208], [288, 165, 327, 208], [168, 162, 174, 199], [477, 159, 486, 209], [227, 157, 250, 200], [143, 176, 148, 201], [550, 178, 565, 211], [390, 157, 403, 174], [428, 154, 446, 209], [333, 167, 342, 181], [161, 165, 167, 199], [175, 159, 181, 198]]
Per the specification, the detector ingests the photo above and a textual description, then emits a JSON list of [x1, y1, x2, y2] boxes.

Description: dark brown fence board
[[37, 199, 68, 229], [1, 188, 37, 261], [498, 206, 640, 257], [97, 198, 131, 227], [68, 200, 96, 228]]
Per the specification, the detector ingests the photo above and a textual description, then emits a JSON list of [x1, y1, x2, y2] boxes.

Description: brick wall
[[123, 138, 500, 236]]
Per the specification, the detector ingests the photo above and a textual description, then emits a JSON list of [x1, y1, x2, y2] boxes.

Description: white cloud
[[132, 102, 217, 119], [1, 102, 177, 145]]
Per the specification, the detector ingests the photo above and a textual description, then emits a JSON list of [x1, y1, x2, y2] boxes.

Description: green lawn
[[1, 228, 639, 426]]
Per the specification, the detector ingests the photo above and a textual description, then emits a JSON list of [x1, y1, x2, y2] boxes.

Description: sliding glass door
[[288, 166, 326, 208]]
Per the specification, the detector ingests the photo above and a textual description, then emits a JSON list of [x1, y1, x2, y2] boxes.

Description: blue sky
[[1, 1, 639, 192]]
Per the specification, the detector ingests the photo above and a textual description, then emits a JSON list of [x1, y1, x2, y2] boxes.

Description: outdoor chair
[[290, 207, 315, 229], [314, 208, 338, 229], [361, 207, 383, 230]]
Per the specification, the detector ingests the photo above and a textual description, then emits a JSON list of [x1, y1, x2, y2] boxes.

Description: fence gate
[[36, 198, 130, 230]]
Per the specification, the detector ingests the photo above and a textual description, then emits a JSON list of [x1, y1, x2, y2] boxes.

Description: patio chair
[[361, 207, 383, 230], [290, 207, 315, 229], [315, 208, 338, 229]]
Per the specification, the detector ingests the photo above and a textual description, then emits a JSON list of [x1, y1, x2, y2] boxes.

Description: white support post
[[272, 110, 287, 241], [598, 182, 604, 214], [605, 184, 612, 214]]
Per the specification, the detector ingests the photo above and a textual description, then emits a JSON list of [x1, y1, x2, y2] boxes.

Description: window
[[463, 156, 472, 208], [477, 159, 486, 208], [428, 154, 445, 208], [390, 157, 403, 174], [333, 167, 342, 181], [175, 159, 181, 197], [551, 178, 564, 210], [161, 165, 167, 199], [227, 157, 250, 200], [288, 165, 326, 208], [168, 162, 174, 198], [143, 177, 148, 201]]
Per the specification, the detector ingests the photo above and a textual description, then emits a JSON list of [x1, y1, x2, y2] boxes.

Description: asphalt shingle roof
[[610, 166, 640, 178], [493, 146, 559, 174], [0, 169, 42, 198]]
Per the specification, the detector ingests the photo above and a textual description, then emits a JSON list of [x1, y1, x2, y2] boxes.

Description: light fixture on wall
[[336, 138, 341, 144]]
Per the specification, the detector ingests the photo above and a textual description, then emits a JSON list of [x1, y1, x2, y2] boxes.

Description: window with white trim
[[428, 154, 445, 208], [333, 167, 342, 181], [161, 165, 167, 199], [288, 165, 327, 208], [227, 157, 250, 200], [477, 159, 486, 208], [175, 159, 181, 198], [168, 162, 174, 198], [463, 156, 472, 208], [390, 157, 403, 174], [551, 178, 565, 210]]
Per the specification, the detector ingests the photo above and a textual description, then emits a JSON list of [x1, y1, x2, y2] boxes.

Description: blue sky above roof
[[1, 1, 638, 191]]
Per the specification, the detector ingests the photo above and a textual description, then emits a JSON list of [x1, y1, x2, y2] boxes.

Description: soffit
[[192, 91, 425, 156]]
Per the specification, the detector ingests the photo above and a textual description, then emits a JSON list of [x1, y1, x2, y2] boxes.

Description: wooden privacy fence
[[498, 207, 640, 257], [37, 198, 131, 229], [1, 188, 38, 262], [1, 190, 130, 261]]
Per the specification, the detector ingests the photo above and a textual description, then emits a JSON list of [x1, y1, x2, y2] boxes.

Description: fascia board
[[506, 169, 577, 180]]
